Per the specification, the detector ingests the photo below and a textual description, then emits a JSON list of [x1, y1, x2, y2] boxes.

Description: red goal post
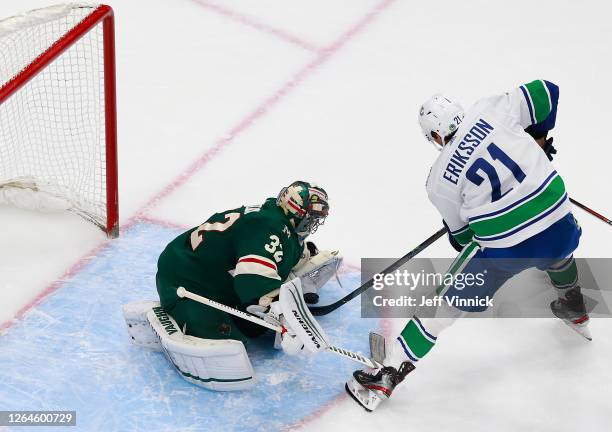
[[0, 4, 118, 237]]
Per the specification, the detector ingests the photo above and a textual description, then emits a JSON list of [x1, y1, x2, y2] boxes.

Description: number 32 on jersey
[[265, 235, 283, 263], [190, 213, 284, 264], [190, 212, 241, 251]]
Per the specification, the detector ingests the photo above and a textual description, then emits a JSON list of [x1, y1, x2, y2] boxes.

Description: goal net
[[0, 3, 118, 237]]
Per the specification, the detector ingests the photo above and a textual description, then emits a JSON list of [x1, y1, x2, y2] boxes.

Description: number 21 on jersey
[[466, 142, 526, 202]]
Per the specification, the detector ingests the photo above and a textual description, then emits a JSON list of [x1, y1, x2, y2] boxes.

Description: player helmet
[[277, 181, 329, 239], [418, 94, 464, 150]]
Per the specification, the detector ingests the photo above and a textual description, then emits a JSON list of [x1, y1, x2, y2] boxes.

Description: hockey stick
[[309, 227, 447, 316], [307, 197, 608, 317], [570, 197, 612, 226], [176, 287, 380, 368]]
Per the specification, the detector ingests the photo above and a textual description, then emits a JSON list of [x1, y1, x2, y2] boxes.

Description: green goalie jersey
[[156, 198, 305, 311]]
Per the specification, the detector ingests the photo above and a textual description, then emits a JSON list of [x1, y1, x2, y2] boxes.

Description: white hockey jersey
[[426, 80, 570, 249]]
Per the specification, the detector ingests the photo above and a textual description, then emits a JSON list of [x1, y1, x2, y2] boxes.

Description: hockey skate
[[550, 287, 592, 341], [345, 361, 415, 412]]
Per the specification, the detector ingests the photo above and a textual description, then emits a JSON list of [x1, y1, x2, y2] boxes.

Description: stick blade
[[369, 332, 386, 364]]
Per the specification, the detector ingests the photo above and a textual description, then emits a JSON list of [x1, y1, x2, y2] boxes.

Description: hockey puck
[[303, 292, 319, 304]]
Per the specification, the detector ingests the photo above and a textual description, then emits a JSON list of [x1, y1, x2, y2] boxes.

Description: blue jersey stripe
[[520, 85, 536, 124], [474, 193, 568, 242], [413, 316, 437, 341], [397, 336, 419, 362], [469, 171, 557, 223]]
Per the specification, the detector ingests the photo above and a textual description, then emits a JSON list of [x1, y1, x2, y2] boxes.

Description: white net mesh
[[0, 4, 110, 231]]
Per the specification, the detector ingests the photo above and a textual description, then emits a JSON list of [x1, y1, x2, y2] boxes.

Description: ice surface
[[0, 207, 104, 325], [1, 0, 611, 430], [0, 222, 379, 431]]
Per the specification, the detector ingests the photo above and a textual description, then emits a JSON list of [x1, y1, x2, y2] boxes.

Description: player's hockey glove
[[542, 137, 557, 161], [443, 220, 463, 253]]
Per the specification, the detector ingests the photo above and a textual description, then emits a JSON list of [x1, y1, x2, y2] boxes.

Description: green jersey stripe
[[452, 226, 475, 245], [436, 242, 479, 295], [524, 80, 551, 123], [470, 175, 566, 238], [399, 320, 436, 359], [448, 242, 479, 275]]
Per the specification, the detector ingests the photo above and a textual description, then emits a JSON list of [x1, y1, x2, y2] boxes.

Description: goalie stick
[[176, 286, 381, 369], [308, 227, 446, 316]]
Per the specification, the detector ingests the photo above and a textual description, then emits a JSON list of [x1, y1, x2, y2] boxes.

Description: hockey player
[[123, 181, 342, 391], [347, 80, 590, 411]]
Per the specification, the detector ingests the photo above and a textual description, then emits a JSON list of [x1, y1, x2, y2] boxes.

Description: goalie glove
[[276, 324, 305, 356], [256, 244, 343, 307], [245, 302, 305, 356], [288, 243, 342, 304]]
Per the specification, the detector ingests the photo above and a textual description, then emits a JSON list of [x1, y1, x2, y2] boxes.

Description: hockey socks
[[547, 256, 578, 291], [547, 256, 591, 340], [389, 313, 457, 367], [395, 317, 437, 364]]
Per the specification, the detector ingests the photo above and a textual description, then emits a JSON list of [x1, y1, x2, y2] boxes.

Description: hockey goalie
[[122, 181, 342, 390]]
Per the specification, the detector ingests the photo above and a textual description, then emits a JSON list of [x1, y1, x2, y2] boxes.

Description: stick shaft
[[177, 287, 379, 368], [327, 345, 378, 368], [307, 198, 609, 317], [309, 227, 447, 316], [177, 287, 282, 332], [570, 197, 612, 225]]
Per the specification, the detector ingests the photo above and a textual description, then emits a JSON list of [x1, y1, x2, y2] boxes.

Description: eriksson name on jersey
[[443, 118, 495, 185]]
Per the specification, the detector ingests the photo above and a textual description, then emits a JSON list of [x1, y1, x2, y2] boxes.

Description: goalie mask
[[277, 181, 329, 239]]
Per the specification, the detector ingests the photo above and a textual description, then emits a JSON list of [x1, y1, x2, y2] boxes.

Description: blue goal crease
[[0, 221, 379, 432]]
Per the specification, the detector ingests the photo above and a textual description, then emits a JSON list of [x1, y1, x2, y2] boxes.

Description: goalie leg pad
[[147, 307, 255, 391], [122, 300, 162, 350]]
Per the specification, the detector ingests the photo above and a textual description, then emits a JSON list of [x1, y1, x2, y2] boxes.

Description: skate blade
[[345, 378, 384, 412], [346, 383, 372, 412], [561, 316, 592, 341]]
